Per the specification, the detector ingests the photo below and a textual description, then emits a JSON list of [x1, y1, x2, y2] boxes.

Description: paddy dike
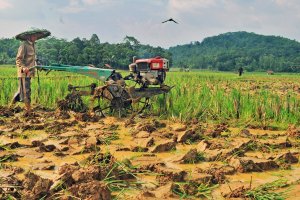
[[0, 106, 299, 199]]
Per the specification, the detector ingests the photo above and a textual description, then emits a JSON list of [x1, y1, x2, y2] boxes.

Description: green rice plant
[[1, 66, 299, 127], [172, 182, 193, 199], [246, 179, 290, 200], [102, 160, 144, 199], [98, 132, 120, 145], [187, 151, 206, 164], [197, 183, 219, 199], [172, 182, 219, 199]]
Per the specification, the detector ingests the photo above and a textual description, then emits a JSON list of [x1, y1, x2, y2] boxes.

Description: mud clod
[[223, 185, 249, 198], [72, 145, 100, 155], [32, 162, 55, 170], [197, 140, 210, 151], [200, 165, 234, 184], [55, 111, 71, 119], [71, 166, 102, 182], [230, 157, 279, 172], [0, 152, 19, 162], [134, 122, 156, 134], [67, 180, 111, 200], [0, 106, 14, 117], [259, 137, 292, 150], [134, 137, 154, 148], [39, 144, 57, 152], [75, 112, 100, 122], [206, 123, 229, 138], [171, 124, 187, 132], [174, 148, 204, 164], [286, 125, 300, 138], [150, 140, 176, 153], [185, 171, 213, 185], [274, 152, 299, 164], [45, 120, 78, 134], [133, 120, 165, 135], [85, 136, 98, 148], [22, 172, 53, 199], [31, 140, 45, 147], [239, 129, 253, 137], [135, 131, 151, 138], [177, 129, 200, 143], [155, 164, 187, 184], [0, 174, 22, 199], [57, 93, 87, 113], [3, 141, 23, 149]]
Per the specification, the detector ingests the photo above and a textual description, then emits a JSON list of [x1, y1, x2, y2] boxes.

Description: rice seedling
[[1, 65, 299, 128], [98, 132, 120, 145], [185, 151, 206, 164], [245, 179, 290, 200], [172, 181, 219, 199]]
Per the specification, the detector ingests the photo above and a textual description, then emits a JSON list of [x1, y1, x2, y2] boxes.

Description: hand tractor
[[35, 56, 172, 117]]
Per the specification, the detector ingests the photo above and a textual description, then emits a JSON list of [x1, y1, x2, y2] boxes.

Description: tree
[[123, 36, 140, 47], [90, 34, 100, 46]]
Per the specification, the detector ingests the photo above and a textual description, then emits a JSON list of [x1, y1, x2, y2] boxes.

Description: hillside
[[1, 32, 300, 72], [169, 31, 300, 72]]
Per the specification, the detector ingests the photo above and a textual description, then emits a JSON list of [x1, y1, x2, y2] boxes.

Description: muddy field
[[0, 106, 299, 200]]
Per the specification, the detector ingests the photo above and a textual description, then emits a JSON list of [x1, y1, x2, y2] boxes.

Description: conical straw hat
[[15, 28, 51, 41]]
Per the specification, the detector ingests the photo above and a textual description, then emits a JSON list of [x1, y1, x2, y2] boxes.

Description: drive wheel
[[93, 87, 132, 118]]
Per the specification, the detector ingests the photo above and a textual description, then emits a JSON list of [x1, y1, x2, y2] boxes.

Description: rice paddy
[[0, 65, 299, 199], [1, 65, 299, 128]]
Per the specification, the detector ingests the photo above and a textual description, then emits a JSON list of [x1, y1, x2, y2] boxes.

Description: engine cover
[[128, 56, 169, 87]]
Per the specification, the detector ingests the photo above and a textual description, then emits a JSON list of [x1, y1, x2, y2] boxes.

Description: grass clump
[[246, 179, 289, 200], [172, 182, 218, 199]]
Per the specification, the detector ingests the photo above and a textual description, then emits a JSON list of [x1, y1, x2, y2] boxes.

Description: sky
[[0, 0, 300, 48]]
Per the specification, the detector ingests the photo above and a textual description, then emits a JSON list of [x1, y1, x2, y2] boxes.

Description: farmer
[[10, 29, 51, 114], [238, 67, 244, 76]]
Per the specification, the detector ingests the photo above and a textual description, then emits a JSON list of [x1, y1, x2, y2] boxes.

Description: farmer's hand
[[22, 67, 30, 75]]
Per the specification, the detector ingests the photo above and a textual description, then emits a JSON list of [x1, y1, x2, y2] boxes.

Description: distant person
[[238, 67, 244, 76], [10, 29, 50, 114]]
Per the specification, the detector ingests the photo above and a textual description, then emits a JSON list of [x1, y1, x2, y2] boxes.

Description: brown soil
[[0, 106, 299, 199]]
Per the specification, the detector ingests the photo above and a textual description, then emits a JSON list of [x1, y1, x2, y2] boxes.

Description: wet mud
[[0, 106, 299, 199]]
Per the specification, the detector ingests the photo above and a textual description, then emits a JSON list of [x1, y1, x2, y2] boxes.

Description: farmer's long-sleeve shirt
[[16, 40, 36, 78]]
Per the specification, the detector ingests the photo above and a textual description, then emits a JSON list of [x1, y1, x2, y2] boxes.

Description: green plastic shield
[[36, 64, 114, 82]]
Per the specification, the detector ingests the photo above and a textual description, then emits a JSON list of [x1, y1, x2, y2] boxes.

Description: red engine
[[127, 56, 169, 87]]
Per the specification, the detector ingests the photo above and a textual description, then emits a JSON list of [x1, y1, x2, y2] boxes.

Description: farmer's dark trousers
[[12, 77, 31, 104]]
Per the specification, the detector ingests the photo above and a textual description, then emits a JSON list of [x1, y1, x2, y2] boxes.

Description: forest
[[170, 31, 300, 72], [1, 31, 300, 72], [0, 34, 172, 70]]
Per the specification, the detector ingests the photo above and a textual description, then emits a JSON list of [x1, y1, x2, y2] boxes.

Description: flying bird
[[162, 18, 178, 24]]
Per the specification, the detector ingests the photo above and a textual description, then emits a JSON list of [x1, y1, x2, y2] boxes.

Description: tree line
[[1, 31, 300, 72], [0, 34, 172, 70]]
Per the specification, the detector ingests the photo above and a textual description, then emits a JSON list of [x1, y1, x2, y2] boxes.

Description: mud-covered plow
[[36, 56, 172, 116]]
